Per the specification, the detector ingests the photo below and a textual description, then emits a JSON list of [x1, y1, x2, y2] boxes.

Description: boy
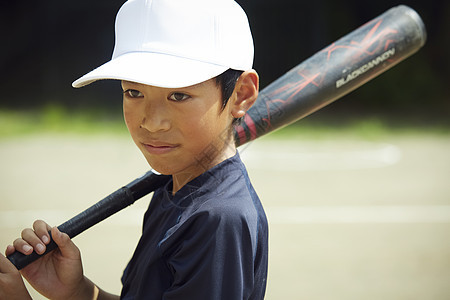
[[0, 0, 268, 299]]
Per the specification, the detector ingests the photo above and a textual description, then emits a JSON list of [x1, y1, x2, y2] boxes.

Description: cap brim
[[72, 52, 229, 88]]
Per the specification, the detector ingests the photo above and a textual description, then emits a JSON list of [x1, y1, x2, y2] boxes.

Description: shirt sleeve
[[161, 208, 257, 300]]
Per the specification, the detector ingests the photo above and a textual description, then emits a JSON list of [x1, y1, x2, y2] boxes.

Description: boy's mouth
[[142, 142, 179, 155]]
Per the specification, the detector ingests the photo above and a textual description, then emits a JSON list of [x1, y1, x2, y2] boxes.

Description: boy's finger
[[12, 238, 33, 256], [5, 245, 15, 256], [20, 228, 46, 255], [51, 227, 80, 259], [32, 220, 52, 245]]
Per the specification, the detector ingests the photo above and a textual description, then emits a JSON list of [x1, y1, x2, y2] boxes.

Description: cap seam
[[139, 0, 153, 51], [143, 0, 153, 48]]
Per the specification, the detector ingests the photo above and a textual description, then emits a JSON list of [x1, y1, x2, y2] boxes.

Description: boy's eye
[[124, 89, 144, 98], [169, 92, 190, 102]]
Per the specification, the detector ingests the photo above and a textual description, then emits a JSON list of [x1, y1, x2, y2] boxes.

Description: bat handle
[[7, 232, 59, 270], [7, 171, 170, 270]]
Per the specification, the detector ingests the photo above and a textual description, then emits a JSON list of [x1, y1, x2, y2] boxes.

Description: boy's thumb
[[50, 227, 80, 259]]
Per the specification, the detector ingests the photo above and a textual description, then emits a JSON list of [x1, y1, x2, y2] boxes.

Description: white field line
[[267, 205, 450, 224], [240, 143, 402, 171], [1, 206, 450, 228]]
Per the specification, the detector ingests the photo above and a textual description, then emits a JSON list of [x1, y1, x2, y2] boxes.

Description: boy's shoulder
[[149, 152, 267, 257], [155, 152, 264, 230], [196, 152, 258, 203], [187, 153, 264, 225]]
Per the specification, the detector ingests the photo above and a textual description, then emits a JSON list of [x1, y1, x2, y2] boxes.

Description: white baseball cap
[[72, 0, 254, 88]]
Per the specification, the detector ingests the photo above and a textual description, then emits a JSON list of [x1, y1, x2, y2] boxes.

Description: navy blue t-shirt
[[120, 152, 268, 299]]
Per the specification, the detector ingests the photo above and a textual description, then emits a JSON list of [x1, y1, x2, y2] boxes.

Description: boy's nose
[[140, 103, 171, 132]]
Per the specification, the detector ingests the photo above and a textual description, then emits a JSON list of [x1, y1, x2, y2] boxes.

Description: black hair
[[215, 69, 244, 125]]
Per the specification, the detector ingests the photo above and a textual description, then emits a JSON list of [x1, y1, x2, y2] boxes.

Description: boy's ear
[[231, 70, 259, 119]]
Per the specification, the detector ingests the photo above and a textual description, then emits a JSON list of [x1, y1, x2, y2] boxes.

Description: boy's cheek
[[124, 117, 134, 133], [123, 108, 139, 132]]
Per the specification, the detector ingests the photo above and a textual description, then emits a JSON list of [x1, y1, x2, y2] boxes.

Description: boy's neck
[[171, 143, 237, 195]]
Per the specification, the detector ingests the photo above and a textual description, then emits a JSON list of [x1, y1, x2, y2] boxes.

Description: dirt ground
[[1, 133, 449, 299]]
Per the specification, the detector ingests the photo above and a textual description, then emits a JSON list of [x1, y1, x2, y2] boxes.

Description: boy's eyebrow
[[122, 80, 142, 87], [121, 81, 140, 90]]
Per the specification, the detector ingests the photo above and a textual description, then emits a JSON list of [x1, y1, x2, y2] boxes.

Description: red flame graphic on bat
[[235, 17, 398, 145]]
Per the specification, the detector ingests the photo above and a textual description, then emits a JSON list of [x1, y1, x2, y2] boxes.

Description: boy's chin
[[145, 158, 178, 176], [147, 162, 171, 176]]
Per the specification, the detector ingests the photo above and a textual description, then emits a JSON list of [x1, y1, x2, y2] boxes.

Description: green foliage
[[1, 106, 448, 140], [0, 105, 127, 138], [266, 117, 450, 141]]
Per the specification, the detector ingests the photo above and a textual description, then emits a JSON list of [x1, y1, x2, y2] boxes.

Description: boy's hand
[[0, 253, 32, 300], [5, 221, 94, 300]]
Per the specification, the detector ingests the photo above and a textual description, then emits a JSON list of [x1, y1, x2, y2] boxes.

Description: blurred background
[[0, 1, 449, 299], [0, 0, 448, 124]]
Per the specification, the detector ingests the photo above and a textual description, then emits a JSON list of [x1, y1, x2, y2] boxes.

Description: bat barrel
[[234, 5, 426, 146]]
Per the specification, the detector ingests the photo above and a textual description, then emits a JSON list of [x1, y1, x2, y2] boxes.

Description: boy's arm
[[82, 278, 120, 300], [4, 221, 119, 300], [96, 289, 120, 300], [0, 253, 32, 300], [62, 277, 120, 300]]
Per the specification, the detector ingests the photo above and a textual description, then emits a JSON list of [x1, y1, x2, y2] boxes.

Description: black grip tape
[[7, 172, 170, 270]]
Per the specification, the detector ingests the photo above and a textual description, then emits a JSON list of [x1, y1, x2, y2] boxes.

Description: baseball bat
[[7, 5, 426, 269]]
